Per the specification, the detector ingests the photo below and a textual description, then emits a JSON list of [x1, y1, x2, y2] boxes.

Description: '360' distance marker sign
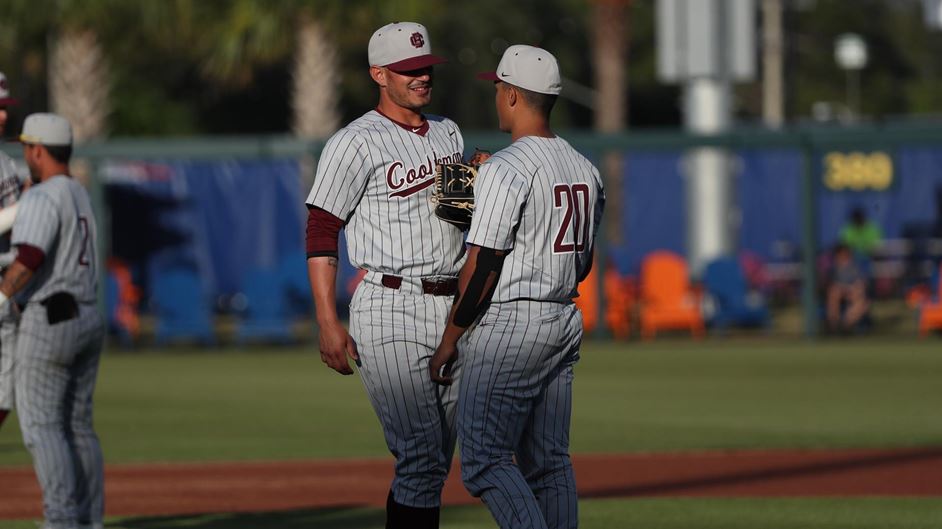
[[822, 151, 894, 191]]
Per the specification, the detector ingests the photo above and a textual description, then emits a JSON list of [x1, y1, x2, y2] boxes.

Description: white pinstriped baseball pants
[[0, 309, 17, 410], [349, 272, 461, 509], [458, 300, 582, 529], [15, 302, 105, 529]]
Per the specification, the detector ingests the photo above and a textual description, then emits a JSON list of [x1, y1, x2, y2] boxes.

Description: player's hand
[[317, 320, 359, 375], [467, 148, 491, 166], [429, 341, 459, 386]]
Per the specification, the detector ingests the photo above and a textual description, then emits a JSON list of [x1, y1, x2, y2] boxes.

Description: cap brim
[[16, 134, 63, 145], [476, 72, 500, 82], [0, 97, 18, 106], [385, 54, 447, 73]]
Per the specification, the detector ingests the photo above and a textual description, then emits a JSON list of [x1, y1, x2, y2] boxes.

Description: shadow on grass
[[582, 447, 942, 498], [111, 506, 387, 529]]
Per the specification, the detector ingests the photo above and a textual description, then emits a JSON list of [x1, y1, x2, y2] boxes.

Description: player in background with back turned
[[5, 112, 105, 529], [430, 45, 605, 529]]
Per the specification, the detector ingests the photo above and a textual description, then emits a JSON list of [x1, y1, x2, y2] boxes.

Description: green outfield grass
[[2, 498, 942, 529], [3, 338, 942, 528], [1, 338, 941, 466]]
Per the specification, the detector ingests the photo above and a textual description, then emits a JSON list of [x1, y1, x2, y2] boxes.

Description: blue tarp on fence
[[104, 160, 353, 342], [102, 147, 942, 341], [608, 147, 942, 276]]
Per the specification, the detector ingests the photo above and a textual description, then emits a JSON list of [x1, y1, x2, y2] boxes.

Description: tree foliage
[[1, 0, 941, 135]]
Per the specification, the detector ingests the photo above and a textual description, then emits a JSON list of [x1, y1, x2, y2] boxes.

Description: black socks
[[386, 490, 441, 529]]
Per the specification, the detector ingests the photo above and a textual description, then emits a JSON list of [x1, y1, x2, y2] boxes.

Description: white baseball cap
[[368, 22, 446, 72], [19, 113, 73, 146], [0, 72, 18, 106], [477, 45, 562, 95]]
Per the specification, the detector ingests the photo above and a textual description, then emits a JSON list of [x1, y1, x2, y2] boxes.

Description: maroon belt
[[381, 274, 458, 296]]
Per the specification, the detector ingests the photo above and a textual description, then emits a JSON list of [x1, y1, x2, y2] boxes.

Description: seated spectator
[[840, 206, 883, 259], [826, 243, 870, 333]]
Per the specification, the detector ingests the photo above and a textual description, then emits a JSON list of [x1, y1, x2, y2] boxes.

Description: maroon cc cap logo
[[410, 32, 424, 48], [0, 79, 6, 90]]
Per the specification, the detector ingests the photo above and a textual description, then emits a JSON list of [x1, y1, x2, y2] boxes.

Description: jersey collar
[[374, 107, 429, 137]]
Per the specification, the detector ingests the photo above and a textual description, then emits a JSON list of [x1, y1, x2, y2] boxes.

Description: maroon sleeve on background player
[[15, 243, 45, 271]]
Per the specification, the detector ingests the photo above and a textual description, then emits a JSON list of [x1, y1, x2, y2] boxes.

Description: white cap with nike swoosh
[[477, 45, 562, 95]]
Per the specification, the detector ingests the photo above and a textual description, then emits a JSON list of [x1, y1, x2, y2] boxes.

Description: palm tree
[[2, 0, 114, 142], [292, 14, 341, 139], [49, 27, 110, 142], [175, 0, 351, 138], [590, 0, 630, 250], [592, 0, 629, 133]]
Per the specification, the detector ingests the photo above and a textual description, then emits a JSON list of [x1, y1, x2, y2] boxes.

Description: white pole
[[685, 77, 734, 275]]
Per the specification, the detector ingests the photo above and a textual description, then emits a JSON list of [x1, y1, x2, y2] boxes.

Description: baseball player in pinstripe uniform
[[305, 22, 465, 529], [0, 71, 28, 432], [430, 46, 605, 529], [2, 113, 105, 529]]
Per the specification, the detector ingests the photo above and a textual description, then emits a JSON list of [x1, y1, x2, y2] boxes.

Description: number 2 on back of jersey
[[78, 216, 91, 266], [553, 183, 590, 254]]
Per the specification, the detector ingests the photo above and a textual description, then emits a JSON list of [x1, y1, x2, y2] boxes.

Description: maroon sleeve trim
[[15, 244, 45, 271], [306, 206, 344, 259]]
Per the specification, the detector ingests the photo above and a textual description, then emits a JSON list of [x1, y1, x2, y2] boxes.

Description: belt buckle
[[422, 277, 455, 296]]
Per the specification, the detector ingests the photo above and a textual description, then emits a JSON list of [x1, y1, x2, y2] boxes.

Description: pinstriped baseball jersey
[[11, 175, 98, 304], [457, 135, 603, 529], [0, 152, 23, 209], [10, 172, 105, 527], [306, 110, 465, 277], [467, 136, 605, 302], [307, 109, 467, 510], [0, 150, 23, 411], [0, 152, 24, 253]]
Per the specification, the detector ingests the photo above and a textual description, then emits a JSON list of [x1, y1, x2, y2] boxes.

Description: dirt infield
[[2, 448, 941, 519]]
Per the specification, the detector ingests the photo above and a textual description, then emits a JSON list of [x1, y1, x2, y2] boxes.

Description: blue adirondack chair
[[151, 265, 215, 345], [703, 256, 771, 330], [277, 249, 313, 318], [235, 266, 296, 344]]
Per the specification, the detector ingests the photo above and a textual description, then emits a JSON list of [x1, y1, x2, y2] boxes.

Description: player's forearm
[[307, 256, 342, 326], [438, 320, 467, 349], [442, 245, 504, 344], [440, 266, 476, 346], [0, 260, 33, 298]]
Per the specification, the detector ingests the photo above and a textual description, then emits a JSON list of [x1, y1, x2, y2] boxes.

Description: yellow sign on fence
[[822, 151, 894, 191]]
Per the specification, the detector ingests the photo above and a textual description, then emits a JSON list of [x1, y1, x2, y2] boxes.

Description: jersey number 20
[[553, 183, 590, 254]]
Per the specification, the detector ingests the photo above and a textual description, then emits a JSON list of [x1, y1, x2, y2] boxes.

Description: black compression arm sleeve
[[578, 247, 595, 283], [453, 247, 505, 328]]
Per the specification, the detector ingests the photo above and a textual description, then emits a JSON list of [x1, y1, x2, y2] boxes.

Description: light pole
[[834, 33, 868, 121], [656, 0, 756, 275]]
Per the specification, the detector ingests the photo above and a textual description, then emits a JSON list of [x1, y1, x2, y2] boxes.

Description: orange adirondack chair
[[574, 261, 600, 333], [575, 261, 636, 339], [919, 263, 942, 337], [604, 268, 636, 340], [639, 251, 705, 339]]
